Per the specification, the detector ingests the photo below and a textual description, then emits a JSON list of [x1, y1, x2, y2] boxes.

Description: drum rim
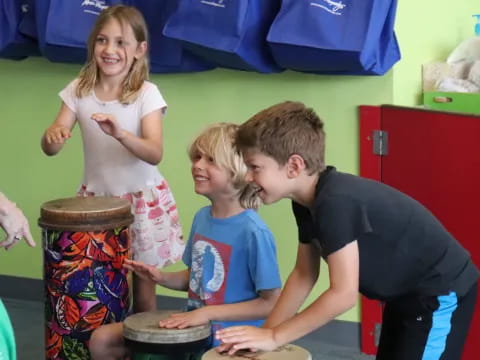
[[40, 196, 130, 210], [202, 344, 312, 360], [123, 310, 212, 344], [38, 196, 133, 230]]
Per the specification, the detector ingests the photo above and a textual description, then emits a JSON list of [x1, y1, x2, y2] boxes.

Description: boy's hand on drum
[[44, 125, 71, 144], [91, 113, 125, 140], [215, 326, 277, 355], [123, 259, 163, 284], [0, 193, 35, 250], [158, 308, 209, 329], [214, 343, 238, 355]]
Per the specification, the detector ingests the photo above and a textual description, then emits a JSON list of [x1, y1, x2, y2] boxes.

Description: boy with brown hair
[[216, 101, 479, 360]]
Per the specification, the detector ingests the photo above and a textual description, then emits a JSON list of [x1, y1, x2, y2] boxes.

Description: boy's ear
[[286, 154, 306, 178]]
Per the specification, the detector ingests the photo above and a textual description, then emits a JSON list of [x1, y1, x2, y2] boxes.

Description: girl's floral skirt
[[78, 179, 185, 268]]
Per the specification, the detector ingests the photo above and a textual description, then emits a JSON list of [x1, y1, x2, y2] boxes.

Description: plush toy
[[434, 37, 480, 93], [447, 36, 480, 63], [435, 60, 480, 93]]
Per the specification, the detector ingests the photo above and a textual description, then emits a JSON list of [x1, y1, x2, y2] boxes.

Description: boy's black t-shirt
[[292, 166, 479, 301]]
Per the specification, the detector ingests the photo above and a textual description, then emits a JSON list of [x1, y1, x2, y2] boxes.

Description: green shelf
[[423, 91, 480, 115]]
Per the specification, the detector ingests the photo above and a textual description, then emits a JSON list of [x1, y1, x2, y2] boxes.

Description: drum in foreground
[[124, 310, 212, 360], [202, 344, 312, 360], [39, 196, 133, 360]]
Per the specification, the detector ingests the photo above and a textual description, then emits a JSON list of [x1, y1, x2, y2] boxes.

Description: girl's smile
[[94, 19, 146, 81]]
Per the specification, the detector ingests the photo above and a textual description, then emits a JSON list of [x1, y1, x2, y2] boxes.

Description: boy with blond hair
[[90, 123, 281, 359]]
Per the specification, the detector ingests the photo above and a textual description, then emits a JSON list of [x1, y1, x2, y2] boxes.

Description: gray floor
[[4, 298, 374, 360]]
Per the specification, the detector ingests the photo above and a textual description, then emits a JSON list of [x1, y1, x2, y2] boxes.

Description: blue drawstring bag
[[18, 0, 37, 38], [267, 0, 401, 75], [163, 0, 283, 73], [36, 0, 125, 63], [132, 0, 215, 73], [0, 0, 39, 59]]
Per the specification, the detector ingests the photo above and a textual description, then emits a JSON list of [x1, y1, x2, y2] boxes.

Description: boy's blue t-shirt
[[0, 300, 15, 360], [182, 206, 281, 346]]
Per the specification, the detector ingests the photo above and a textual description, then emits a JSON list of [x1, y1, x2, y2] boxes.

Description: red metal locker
[[359, 105, 480, 359]]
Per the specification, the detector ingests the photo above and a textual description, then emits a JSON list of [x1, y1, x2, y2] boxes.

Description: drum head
[[202, 344, 312, 360], [123, 310, 211, 344], [39, 196, 133, 231]]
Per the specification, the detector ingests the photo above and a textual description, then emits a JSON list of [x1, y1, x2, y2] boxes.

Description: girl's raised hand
[[91, 113, 124, 140], [123, 259, 163, 284], [44, 125, 71, 144]]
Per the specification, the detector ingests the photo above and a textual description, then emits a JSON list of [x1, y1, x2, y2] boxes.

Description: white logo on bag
[[81, 0, 109, 15], [311, 0, 346, 15], [200, 0, 226, 8]]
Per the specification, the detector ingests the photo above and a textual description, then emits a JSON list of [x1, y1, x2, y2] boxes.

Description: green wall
[[394, 1, 478, 105], [0, 0, 477, 323]]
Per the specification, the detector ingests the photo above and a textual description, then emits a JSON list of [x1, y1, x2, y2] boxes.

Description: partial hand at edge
[[0, 194, 35, 250]]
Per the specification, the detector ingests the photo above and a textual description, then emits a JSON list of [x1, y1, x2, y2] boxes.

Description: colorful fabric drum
[[39, 196, 133, 360], [201, 344, 312, 360], [123, 310, 212, 360]]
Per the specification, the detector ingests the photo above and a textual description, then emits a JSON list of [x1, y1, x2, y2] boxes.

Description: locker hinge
[[374, 322, 382, 346], [373, 130, 388, 156]]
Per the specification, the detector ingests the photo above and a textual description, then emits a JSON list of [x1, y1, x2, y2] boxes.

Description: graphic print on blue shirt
[[188, 234, 231, 306]]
